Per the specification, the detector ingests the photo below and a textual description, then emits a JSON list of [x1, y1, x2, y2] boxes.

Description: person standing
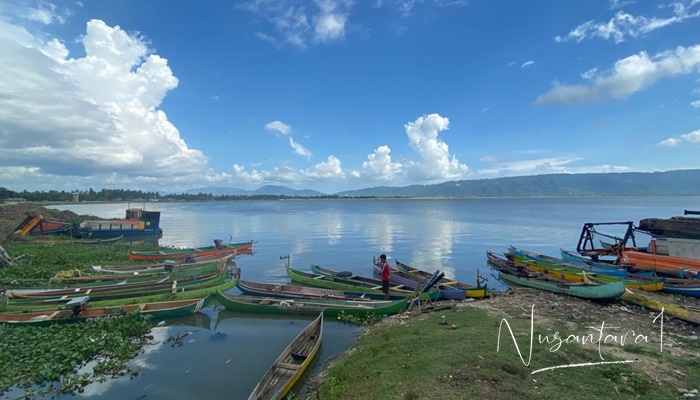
[[379, 254, 391, 300]]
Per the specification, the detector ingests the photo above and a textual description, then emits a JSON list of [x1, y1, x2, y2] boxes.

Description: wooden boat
[[0, 295, 211, 327], [637, 211, 700, 240], [284, 261, 434, 301], [620, 247, 700, 274], [248, 313, 323, 400], [394, 259, 488, 299], [511, 256, 664, 292], [51, 259, 222, 284], [306, 263, 439, 301], [487, 252, 626, 301], [94, 249, 253, 274], [127, 240, 253, 261], [369, 257, 464, 300], [217, 292, 407, 317], [10, 271, 223, 302], [621, 290, 700, 325], [661, 279, 700, 298], [509, 246, 628, 278], [236, 279, 407, 302]]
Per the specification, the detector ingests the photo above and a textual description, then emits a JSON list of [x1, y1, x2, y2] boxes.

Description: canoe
[[509, 246, 628, 278], [216, 292, 407, 317], [127, 240, 254, 261], [369, 258, 464, 300], [248, 313, 323, 400], [394, 259, 488, 299], [285, 262, 435, 301], [91, 252, 251, 274], [487, 252, 626, 301], [0, 295, 211, 327], [512, 257, 664, 292], [662, 280, 700, 298], [51, 259, 222, 284], [621, 290, 700, 325], [236, 279, 408, 302]]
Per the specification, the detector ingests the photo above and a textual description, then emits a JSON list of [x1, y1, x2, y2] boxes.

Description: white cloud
[[610, 0, 635, 9], [232, 155, 344, 183], [480, 155, 496, 162], [507, 61, 516, 67], [691, 100, 700, 107], [241, 0, 352, 48], [535, 44, 700, 105], [657, 128, 700, 147], [361, 145, 404, 180], [473, 156, 631, 177], [0, 18, 209, 186], [521, 60, 535, 68], [289, 137, 312, 159], [265, 120, 292, 135], [657, 138, 680, 147], [375, 0, 469, 16], [404, 113, 468, 180], [555, 2, 700, 44]]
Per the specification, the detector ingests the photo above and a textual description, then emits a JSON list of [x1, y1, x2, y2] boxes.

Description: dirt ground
[[0, 203, 80, 241]]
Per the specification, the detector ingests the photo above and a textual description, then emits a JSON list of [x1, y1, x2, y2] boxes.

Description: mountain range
[[186, 169, 700, 198]]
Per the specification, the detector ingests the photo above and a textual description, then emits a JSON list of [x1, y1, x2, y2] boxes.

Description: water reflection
[[363, 213, 398, 253]]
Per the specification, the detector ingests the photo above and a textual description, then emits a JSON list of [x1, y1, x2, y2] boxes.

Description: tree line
[[0, 187, 368, 202]]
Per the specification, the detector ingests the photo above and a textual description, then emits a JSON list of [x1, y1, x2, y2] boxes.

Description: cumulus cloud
[[241, 0, 352, 48], [289, 137, 312, 159], [232, 155, 344, 183], [657, 128, 700, 147], [265, 120, 292, 135], [521, 60, 535, 68], [404, 113, 468, 180], [361, 145, 404, 180], [0, 18, 209, 188], [555, 1, 700, 44], [472, 156, 631, 177], [535, 44, 700, 105], [691, 100, 700, 107]]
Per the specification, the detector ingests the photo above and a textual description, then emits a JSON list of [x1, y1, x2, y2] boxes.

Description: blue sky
[[0, 0, 699, 194]]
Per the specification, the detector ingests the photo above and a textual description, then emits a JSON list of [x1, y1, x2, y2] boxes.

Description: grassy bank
[[313, 291, 700, 399]]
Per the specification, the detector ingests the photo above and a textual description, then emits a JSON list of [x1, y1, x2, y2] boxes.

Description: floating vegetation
[[0, 312, 152, 397], [0, 242, 157, 286]]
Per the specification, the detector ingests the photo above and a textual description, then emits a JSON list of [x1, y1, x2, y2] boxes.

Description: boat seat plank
[[275, 362, 301, 370]]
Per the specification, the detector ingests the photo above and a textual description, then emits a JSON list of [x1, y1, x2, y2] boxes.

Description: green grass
[[317, 308, 697, 400]]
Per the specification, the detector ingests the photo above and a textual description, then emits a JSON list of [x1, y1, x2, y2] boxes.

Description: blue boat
[[509, 246, 628, 278]]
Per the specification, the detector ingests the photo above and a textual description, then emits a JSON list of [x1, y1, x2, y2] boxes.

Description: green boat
[[0, 295, 211, 327], [487, 252, 626, 301], [5, 267, 240, 311], [216, 291, 407, 317], [285, 262, 438, 302]]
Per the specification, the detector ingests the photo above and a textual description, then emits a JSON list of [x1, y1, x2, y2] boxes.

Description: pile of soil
[[0, 203, 81, 241]]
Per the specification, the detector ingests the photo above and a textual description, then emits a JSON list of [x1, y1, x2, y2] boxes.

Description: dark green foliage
[[0, 313, 152, 396]]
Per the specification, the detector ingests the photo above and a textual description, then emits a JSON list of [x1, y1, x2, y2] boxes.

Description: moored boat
[[487, 252, 626, 301], [370, 257, 464, 300], [511, 256, 664, 292], [127, 240, 253, 261], [394, 259, 487, 299], [284, 260, 433, 301], [0, 295, 211, 327], [216, 292, 407, 317], [236, 278, 407, 302], [248, 313, 323, 400], [510, 246, 628, 278]]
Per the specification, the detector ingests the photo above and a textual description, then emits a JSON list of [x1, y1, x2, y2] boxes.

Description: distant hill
[[334, 169, 700, 197], [252, 185, 326, 197], [185, 185, 326, 197]]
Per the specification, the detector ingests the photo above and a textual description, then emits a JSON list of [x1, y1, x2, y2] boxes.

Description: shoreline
[[307, 288, 700, 399]]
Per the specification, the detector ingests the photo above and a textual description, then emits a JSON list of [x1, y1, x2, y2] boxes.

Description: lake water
[[13, 196, 698, 399]]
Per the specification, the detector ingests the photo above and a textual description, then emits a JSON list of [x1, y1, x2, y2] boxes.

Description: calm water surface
[[22, 196, 698, 399]]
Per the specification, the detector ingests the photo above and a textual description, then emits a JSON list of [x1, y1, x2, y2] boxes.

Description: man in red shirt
[[379, 254, 391, 300]]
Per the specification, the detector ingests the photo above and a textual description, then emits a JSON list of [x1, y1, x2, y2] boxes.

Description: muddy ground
[[0, 203, 81, 241]]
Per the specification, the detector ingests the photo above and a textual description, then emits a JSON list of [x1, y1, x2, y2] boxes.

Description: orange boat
[[127, 240, 254, 261], [620, 247, 700, 274]]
